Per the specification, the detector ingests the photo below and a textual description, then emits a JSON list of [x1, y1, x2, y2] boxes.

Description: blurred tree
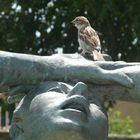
[[0, 0, 140, 61]]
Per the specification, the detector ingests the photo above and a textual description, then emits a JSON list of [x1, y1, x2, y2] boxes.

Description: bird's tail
[[92, 50, 105, 61]]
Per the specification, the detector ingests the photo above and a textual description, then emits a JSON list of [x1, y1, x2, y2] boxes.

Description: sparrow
[[72, 16, 104, 61]]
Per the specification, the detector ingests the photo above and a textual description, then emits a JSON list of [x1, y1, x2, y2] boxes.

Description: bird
[[72, 16, 104, 61]]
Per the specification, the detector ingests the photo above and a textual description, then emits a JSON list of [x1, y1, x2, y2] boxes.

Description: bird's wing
[[80, 27, 104, 61], [79, 26, 101, 51]]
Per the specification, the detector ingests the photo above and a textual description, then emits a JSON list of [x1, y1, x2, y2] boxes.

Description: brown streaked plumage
[[72, 16, 104, 61]]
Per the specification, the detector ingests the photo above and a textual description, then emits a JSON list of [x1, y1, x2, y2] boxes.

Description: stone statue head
[[10, 81, 108, 140]]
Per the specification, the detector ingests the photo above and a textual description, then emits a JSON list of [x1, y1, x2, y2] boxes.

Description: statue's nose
[[67, 82, 88, 99]]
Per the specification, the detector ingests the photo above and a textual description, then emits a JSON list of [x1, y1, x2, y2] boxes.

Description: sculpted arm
[[1, 51, 140, 103], [0, 51, 133, 92]]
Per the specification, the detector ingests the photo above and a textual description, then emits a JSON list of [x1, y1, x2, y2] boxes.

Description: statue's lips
[[61, 95, 90, 115]]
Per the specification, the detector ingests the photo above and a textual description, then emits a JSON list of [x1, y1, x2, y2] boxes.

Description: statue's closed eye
[[47, 83, 71, 94], [47, 87, 65, 94]]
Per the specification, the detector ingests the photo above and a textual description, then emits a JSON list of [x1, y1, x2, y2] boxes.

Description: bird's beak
[[71, 19, 76, 24]]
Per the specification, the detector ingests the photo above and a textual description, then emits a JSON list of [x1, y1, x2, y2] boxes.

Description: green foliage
[[108, 109, 133, 135], [0, 0, 140, 61]]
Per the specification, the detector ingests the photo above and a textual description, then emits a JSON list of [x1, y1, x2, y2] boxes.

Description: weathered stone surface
[[0, 51, 140, 140], [1, 131, 140, 140]]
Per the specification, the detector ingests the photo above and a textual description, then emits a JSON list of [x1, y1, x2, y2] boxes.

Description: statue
[[0, 51, 140, 140]]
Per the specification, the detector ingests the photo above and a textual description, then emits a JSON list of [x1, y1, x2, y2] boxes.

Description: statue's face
[[10, 82, 108, 140]]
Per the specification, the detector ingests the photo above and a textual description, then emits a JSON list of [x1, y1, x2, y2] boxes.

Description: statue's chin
[[45, 129, 91, 140]]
